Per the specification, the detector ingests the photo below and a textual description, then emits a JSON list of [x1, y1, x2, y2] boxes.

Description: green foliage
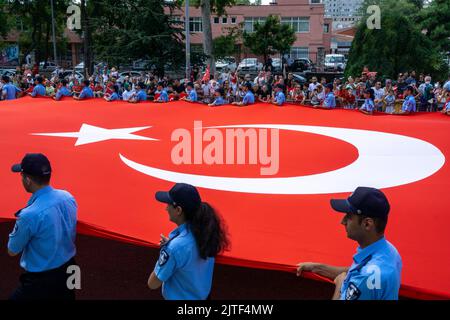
[[6, 0, 70, 64], [243, 15, 296, 62], [418, 0, 450, 53], [213, 34, 238, 59], [345, 0, 449, 81], [89, 0, 185, 74]]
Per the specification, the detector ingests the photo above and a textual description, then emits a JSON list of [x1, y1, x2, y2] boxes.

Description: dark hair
[[61, 79, 68, 86], [2, 75, 10, 83], [83, 80, 90, 87], [36, 76, 44, 84], [184, 202, 230, 259], [24, 173, 51, 185], [113, 85, 119, 92], [138, 82, 146, 89], [357, 215, 388, 234]]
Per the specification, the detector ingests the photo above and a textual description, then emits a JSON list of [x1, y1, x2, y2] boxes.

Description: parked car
[[132, 59, 152, 70], [237, 58, 263, 73], [0, 69, 17, 77], [215, 57, 237, 73], [290, 58, 315, 72], [292, 74, 307, 85], [271, 58, 282, 73], [75, 61, 108, 73], [324, 54, 346, 72], [39, 61, 60, 73], [117, 71, 143, 83], [60, 70, 84, 82]]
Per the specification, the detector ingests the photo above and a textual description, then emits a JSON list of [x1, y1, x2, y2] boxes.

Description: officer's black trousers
[[9, 257, 77, 301]]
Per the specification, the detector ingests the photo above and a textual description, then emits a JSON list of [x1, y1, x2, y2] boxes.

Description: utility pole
[[50, 0, 58, 65], [185, 0, 191, 80]]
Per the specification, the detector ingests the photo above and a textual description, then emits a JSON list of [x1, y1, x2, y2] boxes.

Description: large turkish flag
[[1, 96, 449, 299]]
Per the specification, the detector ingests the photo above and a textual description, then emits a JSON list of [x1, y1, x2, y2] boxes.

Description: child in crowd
[[359, 89, 375, 115], [384, 89, 396, 114]]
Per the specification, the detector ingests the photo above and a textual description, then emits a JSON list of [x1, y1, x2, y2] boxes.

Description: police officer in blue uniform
[[297, 187, 402, 300], [8, 153, 78, 300], [148, 183, 230, 300]]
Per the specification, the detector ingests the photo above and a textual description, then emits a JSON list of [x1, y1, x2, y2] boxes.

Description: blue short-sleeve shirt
[[402, 95, 416, 112], [157, 90, 169, 102], [274, 91, 286, 106], [242, 91, 255, 105], [31, 84, 46, 97], [154, 223, 214, 300], [361, 98, 375, 112], [340, 237, 402, 300], [211, 96, 225, 106], [109, 92, 119, 101], [2, 83, 22, 100], [79, 87, 94, 99], [136, 89, 147, 102], [55, 86, 72, 100], [188, 89, 198, 102], [323, 92, 336, 108], [8, 186, 78, 272]]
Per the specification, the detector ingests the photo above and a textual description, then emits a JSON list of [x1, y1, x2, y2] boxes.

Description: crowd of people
[[1, 64, 450, 116]]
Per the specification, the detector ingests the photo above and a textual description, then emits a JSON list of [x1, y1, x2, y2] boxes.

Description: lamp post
[[185, 0, 191, 80], [50, 0, 58, 65]]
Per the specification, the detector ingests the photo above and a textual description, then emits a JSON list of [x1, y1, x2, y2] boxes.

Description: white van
[[324, 54, 346, 72]]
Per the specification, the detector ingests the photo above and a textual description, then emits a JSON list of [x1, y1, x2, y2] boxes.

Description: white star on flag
[[32, 123, 158, 146]]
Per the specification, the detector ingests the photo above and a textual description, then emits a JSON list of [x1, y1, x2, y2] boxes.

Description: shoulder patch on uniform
[[10, 223, 19, 236], [346, 282, 361, 300], [158, 249, 170, 266]]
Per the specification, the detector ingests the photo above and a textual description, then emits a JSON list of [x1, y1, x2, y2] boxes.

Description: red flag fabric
[[202, 65, 210, 82], [1, 97, 450, 299]]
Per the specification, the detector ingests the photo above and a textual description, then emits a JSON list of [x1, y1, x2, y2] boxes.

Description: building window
[[222, 17, 227, 24], [244, 17, 266, 33], [214, 17, 219, 24], [323, 24, 329, 33], [189, 17, 203, 32], [290, 47, 309, 59], [310, 0, 321, 4], [231, 17, 237, 24], [281, 17, 310, 33]]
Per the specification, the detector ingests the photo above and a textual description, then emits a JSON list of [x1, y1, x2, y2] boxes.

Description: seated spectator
[[232, 82, 255, 107], [310, 84, 324, 106], [129, 82, 148, 103], [93, 81, 104, 98], [122, 84, 135, 101], [258, 84, 271, 102], [73, 80, 94, 100], [315, 83, 336, 109], [1, 75, 22, 100], [30, 76, 46, 97], [71, 79, 82, 98], [104, 85, 120, 102], [290, 84, 305, 104], [359, 89, 375, 115], [341, 85, 356, 109], [372, 81, 384, 111], [45, 80, 55, 97], [54, 79, 72, 101], [396, 86, 416, 115], [383, 89, 396, 114], [208, 88, 226, 107], [441, 92, 450, 115], [271, 84, 286, 107], [180, 82, 198, 102], [154, 82, 169, 103]]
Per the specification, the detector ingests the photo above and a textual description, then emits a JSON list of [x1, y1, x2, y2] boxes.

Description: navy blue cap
[[11, 153, 52, 176], [155, 183, 201, 213], [330, 187, 390, 219]]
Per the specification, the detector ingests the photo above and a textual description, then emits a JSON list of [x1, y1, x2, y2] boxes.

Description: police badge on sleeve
[[346, 282, 361, 300], [158, 249, 169, 266]]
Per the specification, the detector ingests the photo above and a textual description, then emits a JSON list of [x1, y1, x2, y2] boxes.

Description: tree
[[213, 35, 237, 60], [190, 0, 237, 75], [243, 15, 296, 65], [345, 0, 448, 80], [418, 0, 450, 54], [8, 0, 70, 65], [90, 0, 185, 77], [0, 0, 12, 40]]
